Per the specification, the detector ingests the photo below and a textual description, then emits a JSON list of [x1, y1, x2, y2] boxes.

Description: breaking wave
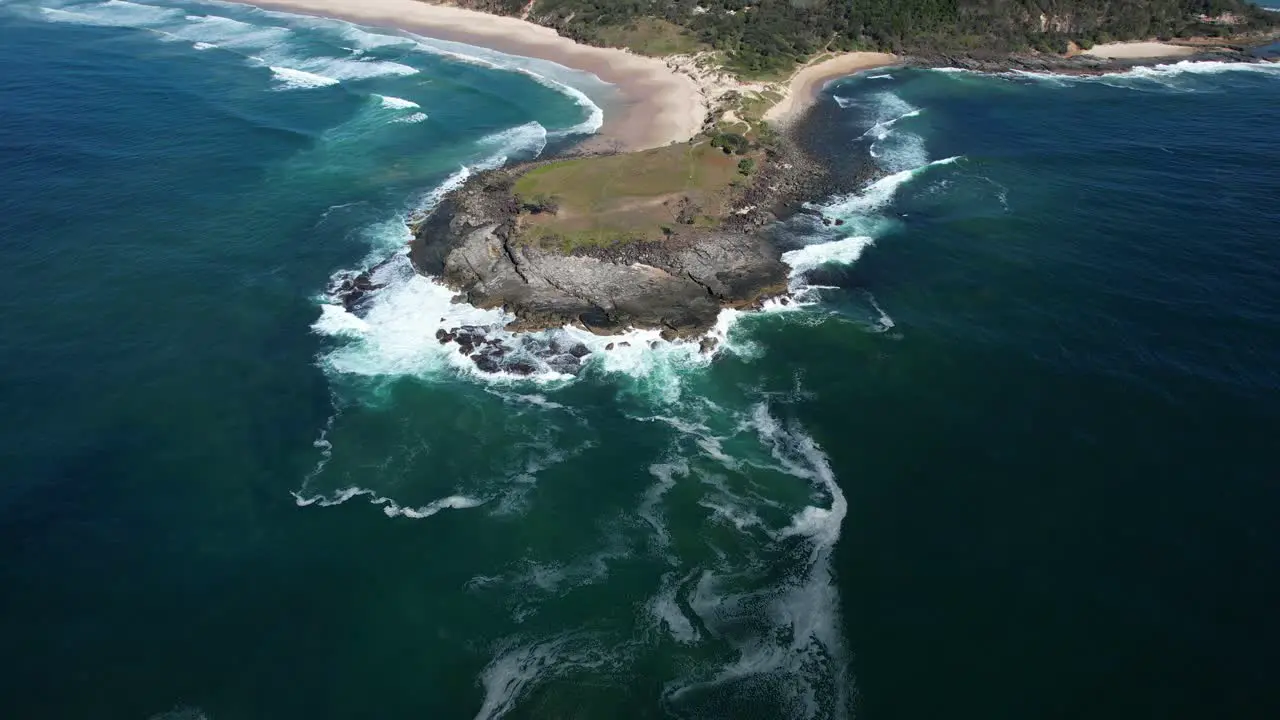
[[783, 156, 961, 280], [269, 65, 337, 90], [376, 94, 420, 110]]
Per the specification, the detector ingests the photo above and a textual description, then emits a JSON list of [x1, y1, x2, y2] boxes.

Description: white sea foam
[[826, 154, 961, 217], [781, 235, 877, 276], [339, 23, 416, 51], [269, 65, 338, 89], [641, 458, 689, 549], [937, 60, 1280, 92], [862, 108, 921, 141], [663, 404, 851, 719], [40, 0, 181, 28], [192, 41, 216, 50], [393, 112, 428, 124], [867, 73, 893, 80], [313, 56, 418, 81], [650, 572, 700, 644], [473, 636, 609, 720], [518, 69, 605, 136], [165, 14, 292, 51], [409, 34, 606, 137], [292, 486, 484, 519], [376, 94, 420, 110], [866, 292, 896, 331], [413, 165, 473, 217], [477, 121, 549, 161], [863, 92, 927, 172], [315, 262, 515, 379], [474, 639, 564, 720], [781, 137, 960, 281]]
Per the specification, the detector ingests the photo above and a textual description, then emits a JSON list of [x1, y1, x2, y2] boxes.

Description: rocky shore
[[905, 43, 1270, 74], [397, 135, 839, 339]]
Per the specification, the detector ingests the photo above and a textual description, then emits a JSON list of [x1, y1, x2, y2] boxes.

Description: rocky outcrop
[[404, 142, 831, 338], [409, 192, 785, 337], [904, 45, 1264, 74]]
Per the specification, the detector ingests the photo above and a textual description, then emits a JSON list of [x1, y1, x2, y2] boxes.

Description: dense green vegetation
[[447, 0, 1279, 73]]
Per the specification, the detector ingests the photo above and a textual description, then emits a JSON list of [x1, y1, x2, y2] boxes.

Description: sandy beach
[[234, 0, 706, 151], [1083, 41, 1200, 59], [764, 52, 899, 125]]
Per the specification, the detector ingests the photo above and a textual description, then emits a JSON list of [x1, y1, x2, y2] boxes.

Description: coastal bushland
[[444, 0, 1280, 73]]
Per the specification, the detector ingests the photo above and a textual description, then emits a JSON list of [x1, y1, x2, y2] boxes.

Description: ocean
[[2, 1, 1280, 718]]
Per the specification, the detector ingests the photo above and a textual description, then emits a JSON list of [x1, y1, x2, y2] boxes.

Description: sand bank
[[1083, 41, 1200, 59], [235, 0, 705, 151], [764, 52, 899, 125]]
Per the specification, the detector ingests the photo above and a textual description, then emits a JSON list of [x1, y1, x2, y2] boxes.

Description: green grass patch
[[512, 143, 752, 252]]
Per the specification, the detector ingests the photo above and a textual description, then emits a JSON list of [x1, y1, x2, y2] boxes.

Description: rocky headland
[[331, 131, 858, 342]]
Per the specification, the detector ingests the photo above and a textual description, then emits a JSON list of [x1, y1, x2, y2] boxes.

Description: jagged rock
[[506, 361, 537, 376], [471, 353, 500, 373], [699, 337, 719, 354], [605, 342, 615, 351]]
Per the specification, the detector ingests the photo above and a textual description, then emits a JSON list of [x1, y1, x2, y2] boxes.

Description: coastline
[[764, 52, 900, 125], [232, 0, 706, 151]]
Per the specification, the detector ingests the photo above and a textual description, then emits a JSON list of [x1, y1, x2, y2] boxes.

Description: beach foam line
[[407, 33, 605, 137], [518, 69, 604, 136]]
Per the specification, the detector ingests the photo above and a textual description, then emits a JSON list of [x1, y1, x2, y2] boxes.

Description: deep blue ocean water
[[3, 1, 1280, 718]]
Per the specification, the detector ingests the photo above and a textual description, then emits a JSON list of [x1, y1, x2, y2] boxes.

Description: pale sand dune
[[764, 52, 899, 125], [1083, 41, 1200, 59], [233, 0, 706, 151]]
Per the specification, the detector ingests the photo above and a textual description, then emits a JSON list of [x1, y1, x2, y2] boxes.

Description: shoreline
[[764, 52, 900, 125], [231, 1, 1270, 149], [232, 0, 706, 151]]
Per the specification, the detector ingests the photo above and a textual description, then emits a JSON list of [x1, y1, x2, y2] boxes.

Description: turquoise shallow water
[[3, 2, 1280, 718]]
